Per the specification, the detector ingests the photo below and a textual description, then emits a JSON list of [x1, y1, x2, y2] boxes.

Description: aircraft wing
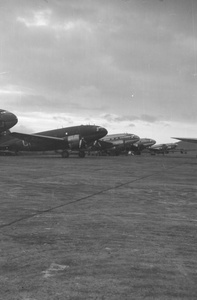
[[172, 137, 197, 144], [98, 140, 113, 149], [11, 132, 68, 148]]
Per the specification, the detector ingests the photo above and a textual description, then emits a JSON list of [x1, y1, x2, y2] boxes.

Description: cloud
[[17, 9, 52, 27], [102, 113, 158, 124], [0, 0, 197, 144]]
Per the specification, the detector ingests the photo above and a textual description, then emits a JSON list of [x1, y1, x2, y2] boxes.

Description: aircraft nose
[[133, 134, 140, 142], [97, 126, 108, 138], [151, 139, 156, 145], [0, 110, 18, 130], [5, 112, 18, 127]]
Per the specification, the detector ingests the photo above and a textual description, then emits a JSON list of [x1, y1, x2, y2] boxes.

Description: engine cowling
[[66, 134, 86, 149], [66, 134, 80, 149]]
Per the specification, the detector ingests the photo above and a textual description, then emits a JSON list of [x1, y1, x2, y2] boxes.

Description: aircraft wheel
[[62, 150, 69, 158], [79, 150, 85, 158]]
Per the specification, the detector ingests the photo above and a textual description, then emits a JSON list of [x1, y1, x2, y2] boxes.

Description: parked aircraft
[[90, 133, 140, 155], [10, 125, 108, 158], [129, 138, 156, 155], [149, 142, 178, 155], [172, 137, 197, 144]]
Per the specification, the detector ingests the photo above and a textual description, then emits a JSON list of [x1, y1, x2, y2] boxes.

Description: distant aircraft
[[10, 125, 108, 158], [129, 138, 156, 155], [91, 133, 140, 156], [172, 137, 197, 144], [149, 142, 178, 155]]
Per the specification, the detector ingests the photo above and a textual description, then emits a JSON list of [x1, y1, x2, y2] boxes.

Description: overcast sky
[[0, 0, 197, 143]]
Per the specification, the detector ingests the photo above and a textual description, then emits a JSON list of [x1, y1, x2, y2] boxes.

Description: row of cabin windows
[[109, 137, 122, 140]]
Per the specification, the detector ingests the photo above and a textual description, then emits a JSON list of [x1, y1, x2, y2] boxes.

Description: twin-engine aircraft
[[149, 142, 178, 155], [0, 109, 107, 157], [90, 133, 140, 155], [11, 125, 108, 158], [129, 138, 156, 155]]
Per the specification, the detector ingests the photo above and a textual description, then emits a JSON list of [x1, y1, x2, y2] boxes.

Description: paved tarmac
[[0, 154, 197, 300]]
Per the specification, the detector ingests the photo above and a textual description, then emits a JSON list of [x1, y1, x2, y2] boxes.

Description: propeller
[[93, 140, 102, 148], [86, 140, 102, 151], [79, 137, 87, 149]]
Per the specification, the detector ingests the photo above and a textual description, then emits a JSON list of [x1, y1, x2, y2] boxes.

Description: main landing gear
[[78, 150, 85, 158], [61, 150, 69, 158], [61, 150, 86, 158]]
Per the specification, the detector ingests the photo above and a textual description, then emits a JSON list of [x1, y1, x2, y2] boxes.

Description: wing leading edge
[[172, 137, 197, 144], [11, 132, 68, 148]]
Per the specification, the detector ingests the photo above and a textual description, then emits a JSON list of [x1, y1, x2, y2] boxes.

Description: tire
[[79, 150, 85, 158], [62, 150, 69, 158]]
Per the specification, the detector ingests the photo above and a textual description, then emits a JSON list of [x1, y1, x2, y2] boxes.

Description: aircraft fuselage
[[95, 133, 140, 155], [129, 138, 156, 154], [9, 125, 108, 155]]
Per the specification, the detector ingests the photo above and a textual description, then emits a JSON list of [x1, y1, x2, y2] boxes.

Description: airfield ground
[[0, 154, 197, 300]]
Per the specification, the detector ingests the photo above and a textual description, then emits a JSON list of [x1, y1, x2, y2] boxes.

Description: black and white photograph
[[0, 0, 197, 299]]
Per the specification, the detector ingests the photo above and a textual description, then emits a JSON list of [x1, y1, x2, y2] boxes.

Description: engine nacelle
[[67, 134, 81, 149]]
